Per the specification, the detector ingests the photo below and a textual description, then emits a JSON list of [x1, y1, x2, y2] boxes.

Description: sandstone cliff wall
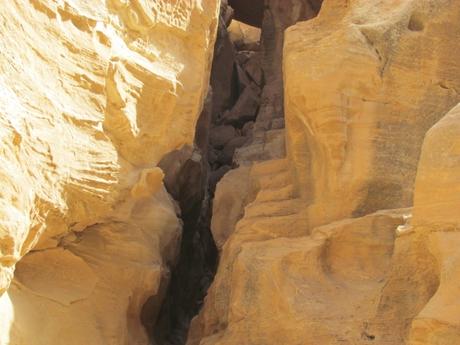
[[284, 0, 460, 227], [190, 1, 460, 344], [2, 1, 460, 345], [0, 1, 219, 344], [407, 103, 460, 344]]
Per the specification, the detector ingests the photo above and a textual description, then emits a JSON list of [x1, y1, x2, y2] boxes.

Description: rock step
[[236, 206, 308, 239], [251, 157, 290, 176], [244, 198, 304, 219], [254, 184, 295, 203], [255, 169, 292, 191]]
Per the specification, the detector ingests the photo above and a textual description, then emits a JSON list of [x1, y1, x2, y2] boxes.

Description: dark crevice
[[146, 3, 264, 345], [408, 12, 425, 32], [150, 90, 218, 345], [143, 1, 323, 344], [229, 0, 264, 27]]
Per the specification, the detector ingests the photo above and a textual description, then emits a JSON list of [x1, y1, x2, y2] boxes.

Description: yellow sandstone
[[0, 0, 218, 344], [190, 1, 460, 344], [2, 1, 460, 345]]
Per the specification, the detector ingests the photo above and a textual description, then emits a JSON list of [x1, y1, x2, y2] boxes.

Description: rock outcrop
[[189, 1, 460, 345], [152, 3, 266, 344], [406, 103, 460, 344], [284, 0, 460, 227], [2, 1, 460, 345], [0, 1, 218, 344]]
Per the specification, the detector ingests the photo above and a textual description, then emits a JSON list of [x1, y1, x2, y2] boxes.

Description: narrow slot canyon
[[147, 1, 323, 344], [2, 1, 460, 345], [148, 2, 266, 343]]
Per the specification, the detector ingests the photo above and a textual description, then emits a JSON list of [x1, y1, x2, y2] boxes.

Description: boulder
[[217, 136, 249, 165], [221, 83, 261, 126], [210, 125, 237, 149], [228, 20, 261, 51]]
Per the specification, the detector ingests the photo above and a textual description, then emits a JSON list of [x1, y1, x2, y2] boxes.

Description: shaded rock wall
[[152, 3, 265, 344]]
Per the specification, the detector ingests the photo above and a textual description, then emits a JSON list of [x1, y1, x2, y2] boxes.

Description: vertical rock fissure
[[148, 2, 265, 344], [147, 1, 322, 344]]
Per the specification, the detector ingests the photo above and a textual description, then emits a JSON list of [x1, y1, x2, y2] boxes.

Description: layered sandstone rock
[[406, 103, 460, 344], [366, 103, 460, 345], [190, 1, 460, 345], [3, 1, 460, 345], [0, 1, 218, 344], [284, 0, 460, 227], [204, 208, 411, 345]]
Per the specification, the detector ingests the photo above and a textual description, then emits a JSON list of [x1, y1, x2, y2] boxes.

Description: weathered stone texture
[[284, 0, 460, 228], [407, 103, 460, 344], [3, 1, 460, 345], [190, 1, 460, 345], [0, 0, 219, 344]]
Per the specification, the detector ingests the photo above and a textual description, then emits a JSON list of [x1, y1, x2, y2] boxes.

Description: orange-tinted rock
[[191, 2, 460, 345], [284, 0, 460, 228], [407, 103, 460, 344], [0, 0, 219, 344]]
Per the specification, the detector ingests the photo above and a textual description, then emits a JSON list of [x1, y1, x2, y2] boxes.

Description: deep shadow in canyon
[[143, 1, 322, 344]]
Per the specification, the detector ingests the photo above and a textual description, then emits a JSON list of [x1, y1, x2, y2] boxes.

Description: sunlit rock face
[[407, 103, 460, 344], [371, 103, 460, 345], [284, 0, 460, 228], [3, 1, 460, 345], [189, 1, 460, 345], [0, 1, 218, 344]]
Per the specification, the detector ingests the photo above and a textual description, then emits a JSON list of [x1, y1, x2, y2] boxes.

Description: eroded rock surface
[[0, 0, 219, 344], [2, 1, 460, 345], [284, 0, 460, 227], [189, 1, 460, 345], [406, 103, 460, 344]]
